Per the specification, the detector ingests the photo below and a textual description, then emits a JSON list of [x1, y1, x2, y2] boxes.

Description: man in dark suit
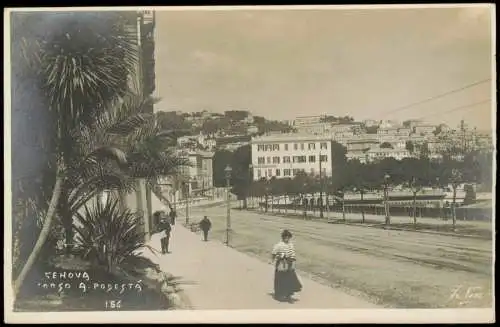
[[169, 207, 177, 226], [199, 216, 212, 242], [158, 212, 172, 254]]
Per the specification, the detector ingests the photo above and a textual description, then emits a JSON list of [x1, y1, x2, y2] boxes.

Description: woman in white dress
[[271, 229, 302, 302]]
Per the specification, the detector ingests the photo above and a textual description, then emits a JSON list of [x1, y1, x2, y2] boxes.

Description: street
[[186, 204, 493, 308]]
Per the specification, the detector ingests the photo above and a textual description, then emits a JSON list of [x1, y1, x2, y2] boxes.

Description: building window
[[320, 142, 328, 150], [320, 155, 328, 162], [284, 169, 291, 176], [309, 155, 316, 163], [258, 157, 265, 164], [284, 144, 289, 151], [308, 143, 316, 150], [283, 156, 291, 163], [293, 169, 301, 175], [273, 144, 280, 151], [273, 156, 280, 164], [257, 144, 264, 151], [294, 143, 298, 150], [268, 168, 273, 176], [298, 155, 307, 163], [276, 169, 281, 176], [257, 169, 262, 178], [266, 157, 271, 164], [300, 143, 305, 150]]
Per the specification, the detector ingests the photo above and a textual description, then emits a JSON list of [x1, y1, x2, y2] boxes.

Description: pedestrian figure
[[199, 216, 212, 241], [158, 212, 172, 254], [169, 207, 177, 226], [271, 230, 302, 302]]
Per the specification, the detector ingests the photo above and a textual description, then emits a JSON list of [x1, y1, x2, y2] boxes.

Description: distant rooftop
[[251, 133, 332, 143]]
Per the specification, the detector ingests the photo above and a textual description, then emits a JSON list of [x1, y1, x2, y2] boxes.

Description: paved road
[[186, 204, 493, 308], [145, 195, 379, 309], [145, 224, 379, 310]]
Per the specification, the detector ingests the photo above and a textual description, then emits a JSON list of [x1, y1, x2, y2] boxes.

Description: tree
[[230, 145, 251, 208], [224, 110, 249, 121], [213, 149, 234, 187], [380, 142, 393, 149], [12, 11, 139, 298], [405, 141, 415, 153]]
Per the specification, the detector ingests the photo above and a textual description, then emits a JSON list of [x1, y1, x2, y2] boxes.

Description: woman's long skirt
[[274, 269, 302, 299]]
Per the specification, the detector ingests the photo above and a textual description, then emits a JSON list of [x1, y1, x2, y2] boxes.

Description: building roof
[[251, 133, 332, 143]]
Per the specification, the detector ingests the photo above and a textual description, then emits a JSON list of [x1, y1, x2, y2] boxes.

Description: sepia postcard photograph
[[4, 4, 496, 324]]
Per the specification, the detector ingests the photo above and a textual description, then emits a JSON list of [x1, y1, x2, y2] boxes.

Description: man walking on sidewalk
[[199, 216, 212, 242], [159, 212, 172, 253], [169, 207, 177, 226]]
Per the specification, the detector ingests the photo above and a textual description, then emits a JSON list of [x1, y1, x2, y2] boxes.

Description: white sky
[[153, 6, 494, 131]]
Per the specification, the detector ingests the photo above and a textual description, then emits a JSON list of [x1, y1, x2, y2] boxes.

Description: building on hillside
[[330, 124, 355, 133], [379, 120, 402, 129], [243, 113, 255, 124], [221, 142, 250, 152], [365, 147, 413, 162], [347, 138, 379, 152], [247, 125, 259, 135], [363, 119, 379, 127], [414, 124, 437, 135], [295, 122, 332, 135], [177, 150, 215, 198], [291, 115, 326, 126], [250, 133, 333, 180]]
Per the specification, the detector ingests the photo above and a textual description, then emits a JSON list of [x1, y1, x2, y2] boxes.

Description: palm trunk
[[60, 186, 73, 255], [14, 163, 65, 299]]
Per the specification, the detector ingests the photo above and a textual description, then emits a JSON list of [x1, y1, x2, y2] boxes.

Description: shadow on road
[[267, 292, 300, 304]]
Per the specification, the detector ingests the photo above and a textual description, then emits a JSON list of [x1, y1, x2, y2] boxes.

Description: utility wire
[[415, 99, 491, 121], [380, 78, 491, 118]]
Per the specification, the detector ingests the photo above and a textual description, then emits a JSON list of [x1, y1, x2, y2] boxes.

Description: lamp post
[[410, 177, 421, 229], [224, 165, 232, 246], [384, 173, 391, 226], [265, 179, 270, 213], [436, 177, 442, 218], [450, 168, 461, 232], [184, 180, 190, 225], [319, 153, 324, 219], [248, 164, 253, 210]]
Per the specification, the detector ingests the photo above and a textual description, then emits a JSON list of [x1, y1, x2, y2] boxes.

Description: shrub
[[73, 196, 154, 272]]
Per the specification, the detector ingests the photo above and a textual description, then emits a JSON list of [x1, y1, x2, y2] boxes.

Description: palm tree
[[12, 11, 139, 298]]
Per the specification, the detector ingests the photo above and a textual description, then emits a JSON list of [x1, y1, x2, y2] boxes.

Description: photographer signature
[[448, 285, 484, 305]]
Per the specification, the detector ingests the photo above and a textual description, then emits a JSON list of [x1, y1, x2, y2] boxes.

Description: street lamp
[[224, 165, 232, 246], [384, 173, 391, 226], [265, 178, 270, 213], [248, 164, 253, 210], [183, 179, 191, 225], [450, 168, 461, 232], [319, 153, 324, 219], [410, 177, 421, 228]]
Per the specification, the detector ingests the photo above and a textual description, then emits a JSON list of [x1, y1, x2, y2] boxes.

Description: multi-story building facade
[[291, 115, 326, 126], [177, 150, 214, 196], [250, 134, 333, 180], [414, 124, 437, 135], [295, 122, 332, 135], [365, 147, 413, 162]]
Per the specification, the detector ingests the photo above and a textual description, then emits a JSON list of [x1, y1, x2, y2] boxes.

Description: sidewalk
[[145, 197, 379, 310]]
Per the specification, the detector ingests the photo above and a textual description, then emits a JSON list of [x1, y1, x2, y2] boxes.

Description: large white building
[[250, 134, 333, 180]]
